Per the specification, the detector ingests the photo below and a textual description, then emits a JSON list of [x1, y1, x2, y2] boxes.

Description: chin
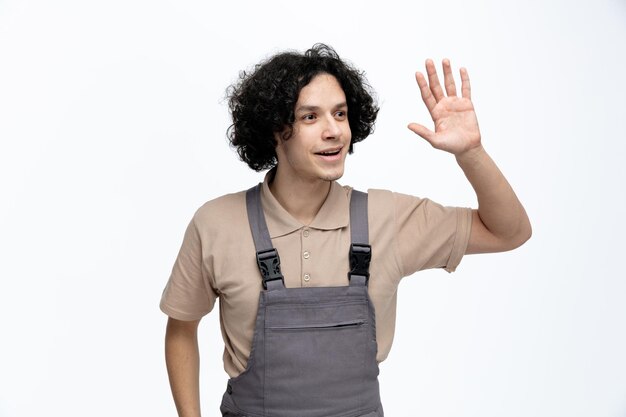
[[320, 171, 344, 182]]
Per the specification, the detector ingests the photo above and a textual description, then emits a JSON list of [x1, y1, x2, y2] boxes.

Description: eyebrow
[[295, 102, 347, 114]]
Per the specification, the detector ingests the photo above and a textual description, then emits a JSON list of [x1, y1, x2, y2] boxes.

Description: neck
[[268, 168, 332, 225]]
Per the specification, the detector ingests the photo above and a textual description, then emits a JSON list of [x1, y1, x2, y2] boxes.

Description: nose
[[322, 115, 342, 140]]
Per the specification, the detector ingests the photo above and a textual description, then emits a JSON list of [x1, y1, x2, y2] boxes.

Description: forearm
[[165, 318, 202, 417], [456, 145, 531, 248]]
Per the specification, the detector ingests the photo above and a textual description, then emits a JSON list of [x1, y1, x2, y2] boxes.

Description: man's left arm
[[408, 58, 531, 254]]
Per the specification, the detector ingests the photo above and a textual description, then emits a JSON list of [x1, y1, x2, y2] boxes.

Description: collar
[[260, 170, 350, 238]]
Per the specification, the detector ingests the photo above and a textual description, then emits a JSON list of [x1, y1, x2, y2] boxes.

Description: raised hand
[[408, 59, 482, 157]]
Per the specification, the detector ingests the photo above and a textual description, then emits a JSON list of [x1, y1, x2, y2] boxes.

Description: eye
[[335, 110, 347, 119], [302, 114, 316, 121]]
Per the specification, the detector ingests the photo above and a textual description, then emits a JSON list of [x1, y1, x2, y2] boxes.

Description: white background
[[1, 0, 625, 416]]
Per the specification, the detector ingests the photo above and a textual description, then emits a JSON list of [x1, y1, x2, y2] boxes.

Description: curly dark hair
[[226, 43, 379, 171]]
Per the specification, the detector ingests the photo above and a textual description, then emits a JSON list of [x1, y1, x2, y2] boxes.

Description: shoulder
[[339, 185, 396, 202], [367, 188, 453, 216], [361, 188, 429, 214], [339, 186, 429, 218], [191, 189, 248, 232], [358, 187, 466, 243]]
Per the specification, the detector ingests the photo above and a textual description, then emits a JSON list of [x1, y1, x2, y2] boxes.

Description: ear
[[274, 131, 285, 146], [275, 124, 294, 147], [274, 132, 285, 164]]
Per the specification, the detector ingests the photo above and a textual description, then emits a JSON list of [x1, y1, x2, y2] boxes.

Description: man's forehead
[[295, 74, 347, 110]]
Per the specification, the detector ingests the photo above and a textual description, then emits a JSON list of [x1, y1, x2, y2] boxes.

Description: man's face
[[275, 73, 352, 184]]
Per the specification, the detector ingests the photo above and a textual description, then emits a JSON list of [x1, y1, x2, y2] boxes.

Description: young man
[[160, 44, 531, 417]]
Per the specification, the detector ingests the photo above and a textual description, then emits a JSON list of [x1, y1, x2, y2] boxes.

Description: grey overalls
[[220, 184, 384, 417]]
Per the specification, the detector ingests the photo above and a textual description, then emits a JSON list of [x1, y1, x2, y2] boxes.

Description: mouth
[[314, 147, 343, 157]]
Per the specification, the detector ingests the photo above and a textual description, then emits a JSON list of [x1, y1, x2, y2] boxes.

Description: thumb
[[407, 123, 435, 144]]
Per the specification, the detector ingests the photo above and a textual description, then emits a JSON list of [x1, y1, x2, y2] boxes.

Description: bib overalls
[[220, 184, 384, 417]]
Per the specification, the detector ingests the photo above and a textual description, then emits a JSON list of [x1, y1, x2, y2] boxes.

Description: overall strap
[[348, 189, 371, 286], [246, 184, 285, 290]]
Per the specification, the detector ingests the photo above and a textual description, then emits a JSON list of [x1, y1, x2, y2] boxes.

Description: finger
[[425, 59, 445, 102], [460, 67, 471, 100], [415, 72, 437, 113], [442, 58, 457, 97], [407, 122, 436, 144]]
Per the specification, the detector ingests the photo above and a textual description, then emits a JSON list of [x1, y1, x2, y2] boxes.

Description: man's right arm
[[165, 317, 202, 417]]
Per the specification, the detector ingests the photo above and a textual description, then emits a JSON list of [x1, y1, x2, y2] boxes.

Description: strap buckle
[[256, 248, 284, 289], [348, 243, 371, 283]]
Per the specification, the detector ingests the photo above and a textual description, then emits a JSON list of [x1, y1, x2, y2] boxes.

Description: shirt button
[[303, 251, 310, 259], [303, 273, 311, 282], [303, 229, 310, 238]]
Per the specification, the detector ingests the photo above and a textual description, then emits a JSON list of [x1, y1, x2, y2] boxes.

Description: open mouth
[[315, 148, 342, 156]]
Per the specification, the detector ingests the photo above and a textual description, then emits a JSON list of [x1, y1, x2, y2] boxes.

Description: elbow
[[523, 219, 533, 243], [520, 211, 532, 243], [468, 209, 532, 254], [509, 215, 532, 250]]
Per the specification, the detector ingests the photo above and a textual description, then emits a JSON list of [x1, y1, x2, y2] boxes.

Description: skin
[[165, 317, 201, 417], [270, 73, 352, 225], [408, 59, 532, 253], [165, 60, 531, 416]]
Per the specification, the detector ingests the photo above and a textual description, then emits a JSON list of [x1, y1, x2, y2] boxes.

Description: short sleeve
[[393, 192, 472, 276], [160, 215, 218, 321]]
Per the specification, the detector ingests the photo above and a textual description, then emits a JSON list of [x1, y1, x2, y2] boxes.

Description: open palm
[[408, 59, 481, 156]]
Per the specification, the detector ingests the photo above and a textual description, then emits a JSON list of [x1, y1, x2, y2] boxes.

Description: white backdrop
[[1, 0, 625, 416]]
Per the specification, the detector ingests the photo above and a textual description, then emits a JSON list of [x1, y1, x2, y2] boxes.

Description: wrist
[[455, 144, 486, 166]]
